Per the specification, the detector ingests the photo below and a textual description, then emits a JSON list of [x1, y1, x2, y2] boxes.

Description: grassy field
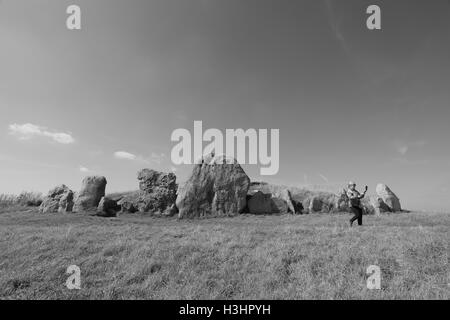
[[0, 207, 448, 300]]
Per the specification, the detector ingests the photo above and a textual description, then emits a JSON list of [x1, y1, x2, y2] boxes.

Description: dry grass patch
[[0, 209, 448, 299]]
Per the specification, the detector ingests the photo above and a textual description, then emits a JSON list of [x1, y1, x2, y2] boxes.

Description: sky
[[1, 0, 449, 211]]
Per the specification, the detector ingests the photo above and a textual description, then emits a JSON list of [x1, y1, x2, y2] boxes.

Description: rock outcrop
[[271, 197, 289, 213], [370, 196, 392, 215], [247, 191, 273, 214], [73, 176, 107, 212], [247, 182, 301, 214], [376, 184, 401, 212], [292, 199, 304, 214], [272, 189, 296, 214], [39, 185, 74, 213], [176, 154, 250, 218], [308, 197, 323, 213], [135, 169, 178, 215], [95, 197, 121, 217], [58, 190, 74, 213], [117, 192, 140, 213]]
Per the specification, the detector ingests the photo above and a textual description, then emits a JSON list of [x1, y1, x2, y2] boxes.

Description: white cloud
[[114, 151, 137, 160], [394, 139, 427, 155], [79, 166, 90, 173], [8, 123, 75, 144], [397, 145, 409, 155], [49, 132, 75, 144], [113, 151, 166, 166]]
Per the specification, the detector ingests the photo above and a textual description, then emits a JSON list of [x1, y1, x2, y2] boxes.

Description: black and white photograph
[[0, 0, 448, 305]]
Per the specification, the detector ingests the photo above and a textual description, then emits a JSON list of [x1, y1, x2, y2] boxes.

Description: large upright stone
[[272, 189, 296, 214], [176, 154, 250, 218], [370, 196, 392, 215], [138, 169, 177, 193], [117, 191, 140, 213], [95, 197, 121, 217], [309, 197, 323, 213], [247, 182, 300, 214], [136, 169, 178, 214], [248, 191, 273, 214], [39, 185, 74, 213], [58, 190, 74, 213], [376, 184, 402, 212], [73, 176, 107, 212]]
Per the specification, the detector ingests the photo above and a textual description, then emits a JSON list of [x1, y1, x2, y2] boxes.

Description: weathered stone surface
[[370, 196, 392, 215], [58, 190, 74, 213], [298, 192, 340, 213], [95, 197, 121, 217], [247, 183, 300, 214], [117, 192, 140, 213], [136, 169, 178, 214], [272, 189, 296, 214], [176, 154, 250, 218], [137, 190, 175, 214], [271, 197, 289, 213], [73, 176, 107, 212], [376, 184, 401, 212], [248, 191, 273, 214], [292, 199, 304, 214], [138, 169, 177, 193], [308, 197, 323, 213], [39, 185, 74, 214]]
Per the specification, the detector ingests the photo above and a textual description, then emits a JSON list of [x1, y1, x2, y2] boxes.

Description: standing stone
[[376, 184, 402, 212], [176, 154, 250, 218], [39, 185, 74, 214], [292, 200, 304, 214], [370, 196, 392, 215], [58, 190, 74, 213], [248, 191, 273, 214], [309, 197, 323, 213], [247, 182, 300, 214], [272, 189, 296, 214], [117, 191, 140, 213], [95, 197, 121, 217], [73, 176, 107, 212], [136, 169, 178, 214], [271, 197, 289, 213]]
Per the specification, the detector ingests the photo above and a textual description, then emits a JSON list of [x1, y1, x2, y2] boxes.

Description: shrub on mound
[[0, 192, 43, 208]]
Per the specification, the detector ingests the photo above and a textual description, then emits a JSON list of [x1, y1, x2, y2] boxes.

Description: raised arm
[[358, 186, 368, 199]]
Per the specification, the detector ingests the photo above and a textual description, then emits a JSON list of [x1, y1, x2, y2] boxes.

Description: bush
[[0, 192, 43, 208]]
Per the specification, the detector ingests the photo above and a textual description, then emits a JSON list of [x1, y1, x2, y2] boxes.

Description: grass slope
[[0, 208, 448, 299]]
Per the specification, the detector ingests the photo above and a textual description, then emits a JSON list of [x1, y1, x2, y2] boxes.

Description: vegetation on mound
[[0, 192, 43, 209]]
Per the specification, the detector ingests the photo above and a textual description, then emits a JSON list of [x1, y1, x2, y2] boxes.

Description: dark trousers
[[350, 206, 363, 226]]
